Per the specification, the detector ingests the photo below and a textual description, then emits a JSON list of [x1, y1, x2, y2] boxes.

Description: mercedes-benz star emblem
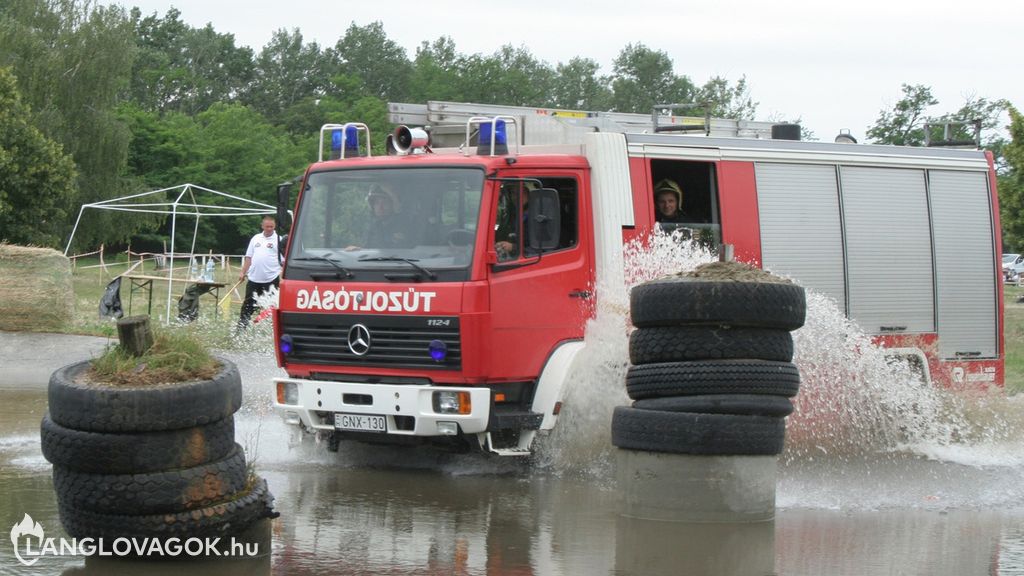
[[347, 324, 371, 356]]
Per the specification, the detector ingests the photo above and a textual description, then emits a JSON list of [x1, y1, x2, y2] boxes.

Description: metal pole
[[167, 202, 177, 324], [188, 186, 200, 265], [64, 205, 89, 255]]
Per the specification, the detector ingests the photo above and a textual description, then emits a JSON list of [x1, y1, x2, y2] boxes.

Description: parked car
[[1003, 253, 1024, 283]]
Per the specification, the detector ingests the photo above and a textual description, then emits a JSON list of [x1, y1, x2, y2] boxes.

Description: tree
[[246, 28, 331, 125], [0, 67, 77, 246], [866, 84, 938, 146], [129, 7, 255, 115], [329, 22, 412, 102], [695, 76, 757, 120], [999, 106, 1024, 251], [409, 36, 465, 102], [867, 84, 1009, 166], [869, 85, 1008, 151], [610, 43, 694, 114], [165, 103, 309, 252], [551, 57, 612, 111], [118, 103, 196, 190], [937, 95, 1010, 169], [459, 45, 555, 107], [1, 0, 144, 249]]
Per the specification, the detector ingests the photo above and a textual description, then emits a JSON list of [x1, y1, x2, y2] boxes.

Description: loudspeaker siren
[[393, 125, 430, 154]]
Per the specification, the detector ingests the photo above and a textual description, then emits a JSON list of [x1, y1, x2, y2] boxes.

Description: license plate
[[334, 413, 387, 433]]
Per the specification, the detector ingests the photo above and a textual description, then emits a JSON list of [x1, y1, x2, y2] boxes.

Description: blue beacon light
[[344, 124, 360, 154], [279, 334, 294, 355], [477, 119, 508, 155], [428, 339, 448, 362]]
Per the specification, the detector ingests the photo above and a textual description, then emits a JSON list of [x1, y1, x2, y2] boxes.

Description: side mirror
[[276, 181, 293, 232], [527, 187, 561, 251]]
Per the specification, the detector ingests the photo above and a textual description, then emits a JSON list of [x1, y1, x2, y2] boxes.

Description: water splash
[[786, 290, 1024, 467], [535, 231, 716, 477]]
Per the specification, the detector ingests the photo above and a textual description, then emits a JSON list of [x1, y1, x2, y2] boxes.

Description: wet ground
[[2, 331, 1024, 575]]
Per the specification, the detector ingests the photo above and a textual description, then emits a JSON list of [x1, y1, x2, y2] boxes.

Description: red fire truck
[[272, 101, 1003, 455]]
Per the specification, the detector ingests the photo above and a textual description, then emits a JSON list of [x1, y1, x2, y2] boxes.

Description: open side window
[[493, 176, 579, 263], [650, 159, 721, 245]]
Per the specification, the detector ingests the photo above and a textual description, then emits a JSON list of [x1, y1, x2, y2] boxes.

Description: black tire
[[632, 395, 794, 417], [611, 406, 785, 455], [53, 444, 249, 515], [47, 357, 242, 432], [626, 360, 801, 400], [629, 326, 794, 364], [631, 278, 805, 330], [41, 413, 236, 474], [58, 476, 276, 542]]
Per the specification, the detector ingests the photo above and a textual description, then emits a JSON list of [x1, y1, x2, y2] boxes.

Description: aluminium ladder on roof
[[387, 101, 778, 147]]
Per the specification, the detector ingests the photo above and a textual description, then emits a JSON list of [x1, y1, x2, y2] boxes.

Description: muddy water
[[1, 333, 1022, 576]]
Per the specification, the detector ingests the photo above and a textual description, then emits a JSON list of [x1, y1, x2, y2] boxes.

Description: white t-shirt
[[245, 232, 282, 283]]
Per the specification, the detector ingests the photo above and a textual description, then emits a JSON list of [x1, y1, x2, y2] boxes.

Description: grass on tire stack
[[613, 262, 806, 456], [42, 354, 277, 543]]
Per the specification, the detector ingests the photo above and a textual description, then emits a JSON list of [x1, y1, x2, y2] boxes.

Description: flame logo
[[10, 513, 44, 566]]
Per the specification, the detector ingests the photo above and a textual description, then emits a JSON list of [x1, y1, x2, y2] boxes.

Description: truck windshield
[[286, 167, 484, 281]]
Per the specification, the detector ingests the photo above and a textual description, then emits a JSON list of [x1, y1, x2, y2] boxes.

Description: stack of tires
[[612, 276, 805, 456], [41, 357, 276, 541]]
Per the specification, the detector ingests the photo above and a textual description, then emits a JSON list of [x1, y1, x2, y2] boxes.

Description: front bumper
[[273, 377, 491, 436]]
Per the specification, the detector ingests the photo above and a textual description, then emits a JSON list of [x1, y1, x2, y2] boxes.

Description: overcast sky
[[118, 0, 1022, 142]]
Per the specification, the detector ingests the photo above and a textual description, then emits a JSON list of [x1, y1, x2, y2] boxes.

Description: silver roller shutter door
[[842, 166, 934, 334], [929, 170, 997, 358], [755, 163, 846, 311]]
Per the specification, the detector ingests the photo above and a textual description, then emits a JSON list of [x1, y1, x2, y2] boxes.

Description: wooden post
[[117, 315, 154, 357]]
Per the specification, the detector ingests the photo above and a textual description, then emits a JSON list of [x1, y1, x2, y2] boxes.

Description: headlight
[[432, 390, 471, 414], [277, 381, 299, 405]]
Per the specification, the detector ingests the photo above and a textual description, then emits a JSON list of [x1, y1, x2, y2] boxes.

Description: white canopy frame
[[64, 183, 276, 322]]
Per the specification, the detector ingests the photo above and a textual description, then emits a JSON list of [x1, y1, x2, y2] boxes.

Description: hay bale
[[0, 243, 74, 332]]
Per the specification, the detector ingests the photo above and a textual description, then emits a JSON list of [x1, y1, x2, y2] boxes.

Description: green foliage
[[0, 0, 148, 250], [696, 76, 758, 120], [331, 22, 412, 101], [409, 36, 465, 102], [866, 84, 938, 146], [551, 57, 612, 110], [610, 43, 695, 114], [461, 45, 556, 107], [1000, 106, 1024, 251], [867, 84, 1008, 150], [0, 67, 77, 246], [246, 28, 331, 124], [129, 7, 254, 115]]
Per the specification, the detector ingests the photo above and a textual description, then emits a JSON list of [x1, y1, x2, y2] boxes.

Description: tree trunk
[[117, 315, 154, 357]]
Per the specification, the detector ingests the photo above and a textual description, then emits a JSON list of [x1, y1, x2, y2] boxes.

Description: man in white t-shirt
[[237, 216, 282, 330]]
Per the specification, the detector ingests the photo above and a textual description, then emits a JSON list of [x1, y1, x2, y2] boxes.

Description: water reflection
[[262, 467, 617, 575], [614, 517, 775, 576], [3, 382, 1024, 575]]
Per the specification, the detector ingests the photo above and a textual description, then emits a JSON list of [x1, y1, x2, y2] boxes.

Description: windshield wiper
[[358, 256, 437, 280], [293, 252, 354, 279]]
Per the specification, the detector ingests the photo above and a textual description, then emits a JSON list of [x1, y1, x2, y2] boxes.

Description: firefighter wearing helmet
[[654, 178, 693, 223]]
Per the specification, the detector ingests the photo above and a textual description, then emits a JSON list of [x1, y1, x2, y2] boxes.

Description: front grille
[[280, 312, 461, 370]]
